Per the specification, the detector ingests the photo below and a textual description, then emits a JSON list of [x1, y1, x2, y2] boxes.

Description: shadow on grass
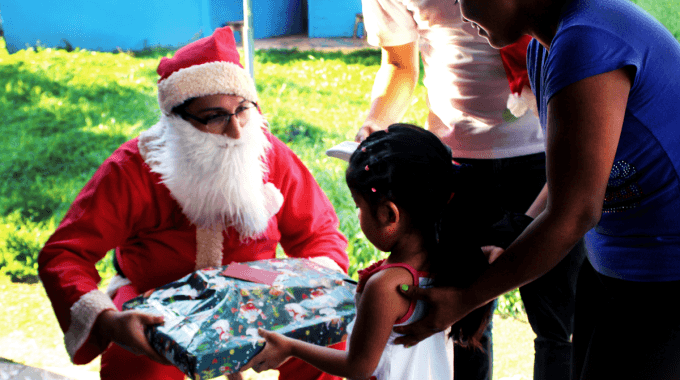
[[0, 63, 156, 224], [269, 117, 331, 144], [255, 48, 381, 66], [0, 62, 159, 131]]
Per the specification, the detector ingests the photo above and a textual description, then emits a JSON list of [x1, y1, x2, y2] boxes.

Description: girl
[[395, 0, 680, 378], [244, 124, 496, 380]]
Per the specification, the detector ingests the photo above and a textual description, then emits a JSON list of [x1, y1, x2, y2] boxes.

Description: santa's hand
[[94, 309, 171, 365], [241, 328, 293, 373], [392, 285, 471, 347]]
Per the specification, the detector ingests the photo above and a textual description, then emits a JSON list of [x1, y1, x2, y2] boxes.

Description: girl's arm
[[526, 184, 548, 219], [245, 267, 413, 379], [394, 66, 634, 345]]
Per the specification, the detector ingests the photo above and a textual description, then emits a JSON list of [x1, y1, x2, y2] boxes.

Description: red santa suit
[[37, 130, 349, 379]]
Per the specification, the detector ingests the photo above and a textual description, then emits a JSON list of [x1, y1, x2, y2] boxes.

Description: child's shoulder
[[357, 265, 415, 323], [361, 264, 416, 296]]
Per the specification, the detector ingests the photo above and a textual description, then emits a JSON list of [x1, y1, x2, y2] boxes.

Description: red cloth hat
[[499, 35, 537, 117], [499, 35, 533, 95], [157, 26, 258, 114]]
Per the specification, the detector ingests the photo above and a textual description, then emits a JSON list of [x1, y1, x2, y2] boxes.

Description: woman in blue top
[[393, 0, 680, 378]]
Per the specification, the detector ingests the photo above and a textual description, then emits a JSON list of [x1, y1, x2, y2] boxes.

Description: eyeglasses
[[178, 100, 258, 131]]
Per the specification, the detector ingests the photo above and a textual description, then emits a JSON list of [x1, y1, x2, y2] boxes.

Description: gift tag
[[220, 262, 280, 285]]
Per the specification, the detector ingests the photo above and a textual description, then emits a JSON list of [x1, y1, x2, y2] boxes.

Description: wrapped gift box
[[122, 258, 356, 379]]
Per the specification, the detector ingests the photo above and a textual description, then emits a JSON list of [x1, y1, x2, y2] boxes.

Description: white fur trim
[[138, 121, 166, 166], [263, 183, 284, 218], [507, 85, 538, 118], [309, 256, 345, 273], [105, 274, 132, 299], [64, 290, 116, 361], [138, 113, 273, 236], [158, 61, 258, 114], [195, 227, 225, 270]]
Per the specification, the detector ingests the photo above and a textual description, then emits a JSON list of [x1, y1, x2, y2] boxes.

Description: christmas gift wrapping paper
[[122, 258, 357, 379]]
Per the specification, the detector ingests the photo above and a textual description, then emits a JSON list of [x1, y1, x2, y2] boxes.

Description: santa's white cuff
[[309, 256, 345, 274], [105, 274, 132, 298], [264, 182, 284, 218], [64, 290, 117, 361]]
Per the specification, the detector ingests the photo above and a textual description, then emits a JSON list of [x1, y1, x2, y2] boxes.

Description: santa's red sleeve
[[37, 140, 149, 364], [267, 135, 350, 273]]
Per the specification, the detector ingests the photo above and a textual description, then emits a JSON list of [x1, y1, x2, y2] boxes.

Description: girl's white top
[[347, 275, 453, 380]]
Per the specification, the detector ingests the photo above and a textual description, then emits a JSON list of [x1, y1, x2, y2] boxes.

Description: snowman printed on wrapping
[[284, 303, 309, 322], [239, 300, 267, 323], [211, 319, 233, 346]]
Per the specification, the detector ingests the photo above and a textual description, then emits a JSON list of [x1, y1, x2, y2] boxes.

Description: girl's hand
[[242, 328, 293, 373], [94, 309, 171, 365], [481, 245, 505, 264]]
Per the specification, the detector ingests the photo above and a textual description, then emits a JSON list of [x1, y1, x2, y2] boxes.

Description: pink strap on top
[[357, 260, 429, 325]]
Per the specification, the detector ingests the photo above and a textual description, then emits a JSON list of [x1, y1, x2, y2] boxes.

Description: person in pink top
[[37, 26, 349, 380], [245, 124, 496, 380]]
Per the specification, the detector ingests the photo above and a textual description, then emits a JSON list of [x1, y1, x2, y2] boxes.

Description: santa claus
[[38, 26, 348, 380]]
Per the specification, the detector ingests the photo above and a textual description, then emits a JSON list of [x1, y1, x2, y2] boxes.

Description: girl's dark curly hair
[[346, 123, 494, 350]]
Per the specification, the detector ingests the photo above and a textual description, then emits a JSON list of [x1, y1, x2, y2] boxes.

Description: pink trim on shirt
[[356, 259, 430, 324]]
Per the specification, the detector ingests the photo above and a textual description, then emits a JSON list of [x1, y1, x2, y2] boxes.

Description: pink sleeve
[[37, 140, 148, 364], [361, 0, 419, 47], [268, 136, 349, 273]]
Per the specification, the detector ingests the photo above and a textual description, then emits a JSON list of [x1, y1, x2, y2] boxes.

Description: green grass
[[629, 0, 680, 40], [0, 36, 530, 314], [0, 36, 529, 378], [2, 0, 679, 377], [0, 39, 431, 283]]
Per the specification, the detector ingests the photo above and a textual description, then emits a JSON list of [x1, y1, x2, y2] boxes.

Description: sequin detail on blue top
[[602, 160, 642, 213]]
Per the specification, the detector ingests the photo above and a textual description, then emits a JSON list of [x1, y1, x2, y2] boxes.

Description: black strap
[[485, 211, 535, 249], [112, 253, 126, 278]]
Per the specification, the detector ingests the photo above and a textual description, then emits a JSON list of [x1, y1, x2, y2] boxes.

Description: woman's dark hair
[[346, 123, 494, 350]]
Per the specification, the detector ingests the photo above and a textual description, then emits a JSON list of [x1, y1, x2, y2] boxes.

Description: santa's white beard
[[145, 112, 273, 239]]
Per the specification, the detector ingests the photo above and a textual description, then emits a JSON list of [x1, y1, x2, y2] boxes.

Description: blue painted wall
[[2, 0, 214, 53], [219, 0, 307, 43], [1, 0, 309, 53], [308, 0, 362, 38], [1, 0, 362, 53]]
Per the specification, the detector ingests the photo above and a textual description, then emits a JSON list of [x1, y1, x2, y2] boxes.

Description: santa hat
[[156, 26, 258, 115], [499, 35, 537, 118]]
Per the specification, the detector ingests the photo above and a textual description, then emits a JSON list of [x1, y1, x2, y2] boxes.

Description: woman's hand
[[392, 285, 477, 347], [355, 124, 382, 142], [241, 328, 293, 373], [94, 309, 171, 365]]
